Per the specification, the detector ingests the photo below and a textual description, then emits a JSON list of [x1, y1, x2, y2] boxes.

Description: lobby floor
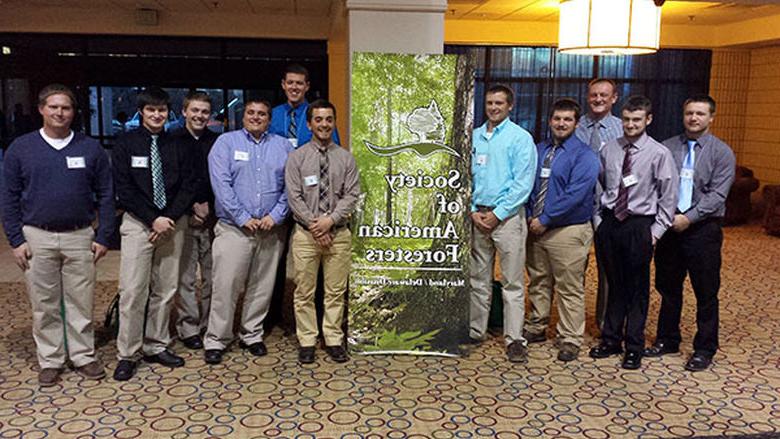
[[0, 223, 778, 438]]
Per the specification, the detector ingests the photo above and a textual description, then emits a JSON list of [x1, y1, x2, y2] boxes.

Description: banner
[[349, 52, 475, 356]]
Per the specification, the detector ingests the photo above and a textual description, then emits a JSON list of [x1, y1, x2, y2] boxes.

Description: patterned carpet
[[0, 224, 779, 438]]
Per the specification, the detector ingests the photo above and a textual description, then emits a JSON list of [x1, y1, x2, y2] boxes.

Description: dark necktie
[[532, 145, 557, 218], [318, 147, 330, 215], [614, 144, 632, 221], [288, 108, 297, 139], [150, 134, 166, 210]]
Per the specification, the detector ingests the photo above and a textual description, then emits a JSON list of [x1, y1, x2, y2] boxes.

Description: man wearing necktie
[[285, 100, 359, 365], [589, 96, 678, 370], [270, 64, 341, 148], [112, 87, 198, 380], [524, 99, 599, 362], [646, 95, 735, 372], [575, 78, 624, 332]]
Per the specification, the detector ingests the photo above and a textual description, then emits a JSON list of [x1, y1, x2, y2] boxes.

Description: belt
[[476, 205, 495, 213], [296, 221, 347, 232], [29, 223, 91, 233]]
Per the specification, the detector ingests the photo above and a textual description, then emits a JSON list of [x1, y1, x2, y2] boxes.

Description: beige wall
[[710, 47, 780, 186]]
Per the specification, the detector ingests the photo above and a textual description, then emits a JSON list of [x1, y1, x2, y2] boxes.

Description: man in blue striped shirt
[[203, 98, 293, 365], [469, 84, 537, 363]]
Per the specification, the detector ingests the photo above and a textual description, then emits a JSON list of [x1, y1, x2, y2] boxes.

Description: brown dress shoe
[[76, 361, 106, 380], [507, 341, 528, 363], [39, 368, 62, 387]]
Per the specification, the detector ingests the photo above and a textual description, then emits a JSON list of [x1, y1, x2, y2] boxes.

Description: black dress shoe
[[643, 341, 679, 357], [684, 353, 713, 371], [113, 360, 137, 381], [523, 330, 546, 344], [240, 341, 267, 357], [181, 335, 203, 350], [622, 351, 642, 370], [143, 350, 185, 368], [325, 345, 349, 363], [298, 347, 316, 364], [204, 349, 224, 365], [589, 343, 623, 359]]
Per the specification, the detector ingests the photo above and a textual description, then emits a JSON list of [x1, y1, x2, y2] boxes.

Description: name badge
[[234, 150, 250, 161], [66, 156, 86, 169], [476, 154, 488, 166], [288, 138, 298, 149], [622, 174, 638, 187], [131, 156, 149, 168], [680, 169, 694, 179], [540, 168, 551, 178], [304, 175, 319, 186]]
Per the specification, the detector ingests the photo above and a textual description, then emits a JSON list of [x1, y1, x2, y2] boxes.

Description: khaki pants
[[204, 221, 285, 350], [176, 225, 213, 339], [469, 213, 527, 345], [116, 213, 187, 360], [292, 226, 351, 347], [526, 223, 593, 346], [23, 226, 97, 368]]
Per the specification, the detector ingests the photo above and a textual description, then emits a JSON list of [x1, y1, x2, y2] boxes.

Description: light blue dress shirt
[[208, 129, 293, 227], [471, 118, 537, 220]]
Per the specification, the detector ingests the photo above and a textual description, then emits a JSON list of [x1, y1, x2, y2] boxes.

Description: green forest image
[[349, 52, 476, 355]]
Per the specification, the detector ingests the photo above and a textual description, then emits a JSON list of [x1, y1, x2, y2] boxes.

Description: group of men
[[468, 79, 735, 372], [1, 65, 359, 386], [2, 70, 734, 387]]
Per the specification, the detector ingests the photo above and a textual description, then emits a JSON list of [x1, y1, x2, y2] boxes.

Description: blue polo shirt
[[270, 100, 341, 148], [526, 135, 599, 228], [471, 118, 537, 220]]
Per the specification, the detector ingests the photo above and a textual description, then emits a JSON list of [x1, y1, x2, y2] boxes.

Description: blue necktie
[[677, 140, 696, 213]]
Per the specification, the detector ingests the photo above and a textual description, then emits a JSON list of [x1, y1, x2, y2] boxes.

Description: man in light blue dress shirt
[[469, 84, 537, 363], [203, 98, 293, 364]]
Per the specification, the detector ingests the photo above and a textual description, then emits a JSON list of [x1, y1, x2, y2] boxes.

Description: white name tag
[[680, 169, 694, 179], [304, 175, 319, 186], [288, 138, 298, 149], [476, 154, 488, 166], [131, 156, 149, 168], [66, 156, 85, 169], [540, 168, 551, 178], [622, 174, 638, 187], [234, 150, 250, 161]]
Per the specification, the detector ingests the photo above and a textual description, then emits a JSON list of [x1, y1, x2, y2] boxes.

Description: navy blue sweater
[[1, 131, 115, 248]]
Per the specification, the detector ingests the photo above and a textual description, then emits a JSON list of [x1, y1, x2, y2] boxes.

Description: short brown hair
[[38, 84, 77, 107], [183, 90, 212, 110], [486, 84, 514, 105], [549, 98, 582, 122], [683, 94, 716, 114]]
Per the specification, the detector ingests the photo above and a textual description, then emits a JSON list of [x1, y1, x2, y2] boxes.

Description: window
[[446, 46, 711, 142]]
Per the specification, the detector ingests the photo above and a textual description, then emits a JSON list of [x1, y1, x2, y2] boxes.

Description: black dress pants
[[654, 218, 723, 358], [596, 211, 654, 353]]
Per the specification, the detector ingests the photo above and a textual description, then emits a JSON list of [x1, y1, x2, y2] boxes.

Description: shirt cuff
[[651, 223, 666, 241], [492, 206, 513, 222], [234, 211, 252, 228], [684, 208, 701, 224]]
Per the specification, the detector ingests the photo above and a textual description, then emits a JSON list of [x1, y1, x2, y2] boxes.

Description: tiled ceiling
[[5, 0, 334, 16], [446, 0, 780, 25], [5, 0, 780, 25]]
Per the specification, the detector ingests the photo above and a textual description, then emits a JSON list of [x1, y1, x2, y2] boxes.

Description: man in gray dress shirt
[[574, 78, 624, 332], [589, 95, 678, 370], [645, 95, 735, 372]]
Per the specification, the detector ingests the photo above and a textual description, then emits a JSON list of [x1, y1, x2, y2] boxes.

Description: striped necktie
[[318, 146, 330, 215], [677, 140, 696, 213], [288, 107, 297, 139], [532, 144, 557, 218], [614, 144, 633, 221], [150, 134, 166, 210]]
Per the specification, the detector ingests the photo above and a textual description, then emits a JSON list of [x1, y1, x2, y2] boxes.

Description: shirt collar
[[620, 132, 649, 150], [480, 117, 510, 138], [284, 100, 309, 114], [243, 129, 267, 144]]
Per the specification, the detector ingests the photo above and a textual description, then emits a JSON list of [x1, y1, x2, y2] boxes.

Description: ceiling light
[[558, 0, 662, 56]]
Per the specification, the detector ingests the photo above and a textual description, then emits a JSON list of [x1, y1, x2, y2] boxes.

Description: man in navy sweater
[[112, 87, 197, 381], [1, 84, 115, 386]]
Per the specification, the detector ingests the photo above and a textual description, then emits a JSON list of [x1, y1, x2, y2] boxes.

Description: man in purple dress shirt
[[203, 98, 293, 364]]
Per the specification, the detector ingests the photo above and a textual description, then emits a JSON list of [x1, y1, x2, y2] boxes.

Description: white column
[[346, 0, 447, 55]]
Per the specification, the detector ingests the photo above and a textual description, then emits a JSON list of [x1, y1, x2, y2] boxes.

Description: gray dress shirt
[[575, 113, 623, 152], [596, 132, 679, 240], [662, 133, 736, 223]]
